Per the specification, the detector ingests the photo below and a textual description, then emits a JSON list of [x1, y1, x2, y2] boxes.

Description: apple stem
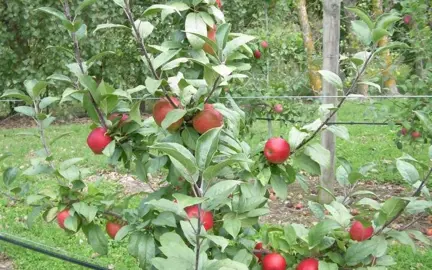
[[374, 167, 432, 235], [122, 2, 178, 109], [292, 47, 376, 154], [204, 76, 221, 103], [62, 1, 108, 130]]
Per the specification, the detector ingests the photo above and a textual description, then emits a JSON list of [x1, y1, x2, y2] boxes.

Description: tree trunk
[[372, 0, 399, 95], [319, 0, 340, 204], [297, 0, 322, 95]]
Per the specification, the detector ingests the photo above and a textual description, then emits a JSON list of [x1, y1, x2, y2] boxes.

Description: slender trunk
[[372, 0, 399, 95], [319, 0, 340, 204], [296, 0, 322, 95]]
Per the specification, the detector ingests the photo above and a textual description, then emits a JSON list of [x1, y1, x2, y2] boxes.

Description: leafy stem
[[293, 47, 376, 154], [122, 1, 178, 108], [204, 76, 221, 103]]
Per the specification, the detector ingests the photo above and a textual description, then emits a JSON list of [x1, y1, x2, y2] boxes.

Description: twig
[[253, 249, 272, 255], [204, 77, 221, 103], [122, 1, 177, 108], [374, 167, 432, 235], [400, 214, 425, 231], [102, 210, 123, 220], [292, 48, 376, 153], [195, 204, 202, 270], [62, 0, 107, 130]]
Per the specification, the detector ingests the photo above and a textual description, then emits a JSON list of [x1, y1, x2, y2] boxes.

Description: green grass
[[0, 101, 431, 269]]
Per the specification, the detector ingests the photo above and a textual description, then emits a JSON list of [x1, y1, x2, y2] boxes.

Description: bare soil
[[0, 253, 13, 270]]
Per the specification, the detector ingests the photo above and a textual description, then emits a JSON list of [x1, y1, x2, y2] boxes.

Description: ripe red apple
[[215, 0, 222, 9], [295, 203, 303, 210], [57, 209, 70, 230], [349, 221, 373, 241], [273, 104, 283, 113], [264, 137, 290, 164], [401, 127, 408, 136], [261, 40, 269, 49], [403, 15, 412, 25], [411, 131, 421, 139], [152, 97, 183, 132], [108, 113, 129, 127], [106, 222, 123, 239], [262, 253, 287, 270], [185, 205, 214, 231], [203, 25, 217, 55], [87, 127, 112, 154], [297, 258, 319, 270], [426, 228, 432, 236], [253, 242, 264, 262], [254, 49, 262, 59], [192, 104, 224, 134]]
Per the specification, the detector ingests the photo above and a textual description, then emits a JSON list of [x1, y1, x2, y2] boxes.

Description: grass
[[0, 101, 431, 269]]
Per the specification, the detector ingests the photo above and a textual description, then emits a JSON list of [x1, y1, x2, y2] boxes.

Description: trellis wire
[[1, 95, 432, 103], [0, 232, 108, 270]]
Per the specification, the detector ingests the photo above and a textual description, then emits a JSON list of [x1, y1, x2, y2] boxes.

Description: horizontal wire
[[0, 232, 108, 270]]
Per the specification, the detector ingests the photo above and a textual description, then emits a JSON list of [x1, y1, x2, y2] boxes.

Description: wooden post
[[319, 0, 341, 204]]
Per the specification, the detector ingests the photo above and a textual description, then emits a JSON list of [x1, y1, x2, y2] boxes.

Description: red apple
[[349, 221, 373, 241], [273, 104, 283, 113], [108, 113, 129, 127], [57, 209, 70, 229], [106, 222, 123, 239], [295, 203, 303, 210], [254, 50, 262, 59], [192, 104, 224, 134], [403, 15, 412, 25], [264, 137, 290, 164], [411, 131, 421, 139], [87, 127, 112, 154], [203, 25, 217, 55], [426, 228, 432, 236], [152, 97, 183, 132], [401, 127, 407, 136], [253, 242, 264, 262], [262, 253, 287, 270], [296, 258, 319, 270], [215, 0, 222, 9], [261, 40, 269, 49], [185, 205, 214, 231]]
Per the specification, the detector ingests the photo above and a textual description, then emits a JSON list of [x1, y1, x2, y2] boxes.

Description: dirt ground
[[0, 253, 13, 270]]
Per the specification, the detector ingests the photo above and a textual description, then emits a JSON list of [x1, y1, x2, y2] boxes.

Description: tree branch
[[62, 0, 107, 130], [122, 1, 177, 108], [293, 49, 376, 154], [204, 77, 221, 103]]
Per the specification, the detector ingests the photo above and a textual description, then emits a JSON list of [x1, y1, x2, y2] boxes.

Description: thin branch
[[195, 203, 202, 270], [253, 248, 272, 255], [400, 214, 425, 231], [122, 1, 177, 108], [102, 210, 123, 220], [374, 167, 432, 235], [293, 48, 376, 154], [204, 77, 221, 103], [62, 0, 107, 130]]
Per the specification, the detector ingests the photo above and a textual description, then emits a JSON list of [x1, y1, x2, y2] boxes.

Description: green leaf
[[233, 249, 253, 266], [357, 198, 382, 210], [336, 165, 349, 186], [386, 230, 415, 252], [146, 199, 187, 218], [143, 4, 185, 17], [376, 255, 396, 266], [308, 220, 341, 248], [357, 81, 381, 92], [185, 13, 207, 49], [203, 180, 242, 210], [1, 90, 32, 104], [72, 202, 98, 223], [348, 172, 363, 184], [319, 261, 338, 270], [133, 20, 154, 40], [205, 235, 229, 252], [180, 220, 200, 246], [212, 64, 234, 77], [161, 58, 189, 71], [414, 111, 432, 134], [78, 75, 99, 103], [381, 197, 407, 221], [181, 127, 200, 151], [14, 106, 35, 117], [27, 206, 43, 229], [270, 173, 287, 199], [86, 51, 115, 68], [376, 14, 401, 30], [216, 23, 231, 52], [145, 78, 162, 94], [115, 225, 133, 241], [304, 143, 330, 169], [93, 23, 129, 33], [257, 167, 272, 186], [42, 116, 56, 129], [3, 167, 19, 186], [223, 218, 241, 239], [37, 7, 67, 21], [152, 212, 177, 228], [85, 224, 108, 255], [318, 70, 343, 89], [327, 125, 349, 140], [344, 240, 376, 266], [325, 201, 352, 227], [64, 215, 79, 232], [222, 34, 255, 59], [173, 193, 206, 208], [345, 7, 374, 29], [396, 160, 419, 184], [76, 0, 97, 14], [293, 153, 321, 175], [372, 28, 389, 43], [203, 154, 251, 180], [153, 49, 182, 70], [374, 42, 409, 55], [205, 259, 249, 270], [39, 97, 60, 109], [113, 0, 125, 8], [196, 127, 221, 169], [351, 20, 372, 45], [50, 132, 73, 145], [247, 208, 269, 217], [288, 127, 308, 150], [406, 230, 431, 246], [161, 109, 186, 130], [128, 232, 155, 269]]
